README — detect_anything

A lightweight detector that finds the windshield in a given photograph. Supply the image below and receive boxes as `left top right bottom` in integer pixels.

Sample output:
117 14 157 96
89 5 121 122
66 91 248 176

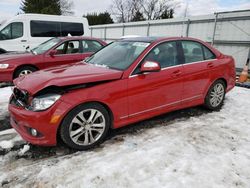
86 41 150 70
32 38 61 55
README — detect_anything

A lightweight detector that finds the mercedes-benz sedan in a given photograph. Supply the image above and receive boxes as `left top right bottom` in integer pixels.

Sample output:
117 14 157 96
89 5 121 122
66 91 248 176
9 37 235 150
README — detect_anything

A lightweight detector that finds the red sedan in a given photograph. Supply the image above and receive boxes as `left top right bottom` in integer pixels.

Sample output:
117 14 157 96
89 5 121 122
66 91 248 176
9 37 235 150
0 36 106 82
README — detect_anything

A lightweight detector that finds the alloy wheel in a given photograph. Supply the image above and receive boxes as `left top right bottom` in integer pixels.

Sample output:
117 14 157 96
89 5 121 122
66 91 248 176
209 83 225 107
19 70 33 77
69 109 106 146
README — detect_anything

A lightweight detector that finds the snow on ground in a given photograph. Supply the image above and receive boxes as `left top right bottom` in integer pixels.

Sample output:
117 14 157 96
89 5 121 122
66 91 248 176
0 129 23 149
0 86 12 121
0 87 250 187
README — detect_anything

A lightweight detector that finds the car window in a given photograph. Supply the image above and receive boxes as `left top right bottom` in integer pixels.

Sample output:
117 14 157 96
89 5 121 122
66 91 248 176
182 41 204 63
31 21 60 37
0 22 23 40
55 41 80 55
31 21 84 37
203 45 216 60
86 41 150 70
61 22 84 36
133 41 179 74
32 38 61 55
82 40 103 53
145 41 179 68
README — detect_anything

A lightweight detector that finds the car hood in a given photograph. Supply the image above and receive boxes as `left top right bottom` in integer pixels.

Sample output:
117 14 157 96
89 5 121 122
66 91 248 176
14 63 123 95
0 52 34 62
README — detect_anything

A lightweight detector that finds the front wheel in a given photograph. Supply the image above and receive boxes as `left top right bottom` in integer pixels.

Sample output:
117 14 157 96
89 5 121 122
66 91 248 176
60 103 111 150
14 66 37 79
204 80 226 110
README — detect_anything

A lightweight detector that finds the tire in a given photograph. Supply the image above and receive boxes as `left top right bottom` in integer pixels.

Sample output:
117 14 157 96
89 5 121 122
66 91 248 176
14 66 37 79
204 80 226 111
60 103 111 150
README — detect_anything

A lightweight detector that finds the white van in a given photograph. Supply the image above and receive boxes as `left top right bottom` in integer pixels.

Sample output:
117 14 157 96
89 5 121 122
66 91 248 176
0 14 90 53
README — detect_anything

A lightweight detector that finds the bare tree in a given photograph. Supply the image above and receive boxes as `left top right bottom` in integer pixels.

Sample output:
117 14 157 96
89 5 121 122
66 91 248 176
139 0 175 20
111 0 129 22
111 0 177 22
60 0 74 15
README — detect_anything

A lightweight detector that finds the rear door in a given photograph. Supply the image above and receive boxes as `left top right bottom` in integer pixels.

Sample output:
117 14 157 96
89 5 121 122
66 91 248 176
127 41 184 118
43 40 83 68
180 40 217 103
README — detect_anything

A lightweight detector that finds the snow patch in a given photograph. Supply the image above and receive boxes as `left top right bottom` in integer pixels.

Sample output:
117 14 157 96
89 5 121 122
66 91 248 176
18 145 30 156
0 86 12 120
0 140 14 149
0 87 250 187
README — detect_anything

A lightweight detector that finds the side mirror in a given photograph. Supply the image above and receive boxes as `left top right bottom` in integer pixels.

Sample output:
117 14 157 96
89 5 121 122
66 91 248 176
140 61 161 73
49 50 57 57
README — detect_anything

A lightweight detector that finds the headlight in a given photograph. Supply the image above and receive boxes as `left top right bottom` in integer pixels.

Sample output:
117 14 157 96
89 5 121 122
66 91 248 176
29 93 61 111
0 64 9 69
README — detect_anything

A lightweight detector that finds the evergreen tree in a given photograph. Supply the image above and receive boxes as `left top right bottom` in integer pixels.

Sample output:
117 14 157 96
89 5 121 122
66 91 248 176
85 12 114 26
131 11 145 22
20 0 61 15
160 8 174 19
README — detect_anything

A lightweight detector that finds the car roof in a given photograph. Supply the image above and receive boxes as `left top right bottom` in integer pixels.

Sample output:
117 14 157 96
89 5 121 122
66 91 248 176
120 36 163 43
119 36 206 43
57 36 103 41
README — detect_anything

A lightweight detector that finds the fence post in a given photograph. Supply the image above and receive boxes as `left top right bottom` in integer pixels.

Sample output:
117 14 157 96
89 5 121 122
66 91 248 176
104 27 107 40
186 19 190 37
90 27 93 37
212 12 219 45
147 22 150 36
122 24 125 36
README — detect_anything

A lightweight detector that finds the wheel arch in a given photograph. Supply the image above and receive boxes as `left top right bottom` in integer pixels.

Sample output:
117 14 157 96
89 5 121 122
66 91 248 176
56 100 115 144
13 64 39 79
204 77 228 99
216 78 227 88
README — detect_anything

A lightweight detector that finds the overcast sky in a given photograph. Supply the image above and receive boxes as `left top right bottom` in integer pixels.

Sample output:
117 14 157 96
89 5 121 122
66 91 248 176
0 0 250 22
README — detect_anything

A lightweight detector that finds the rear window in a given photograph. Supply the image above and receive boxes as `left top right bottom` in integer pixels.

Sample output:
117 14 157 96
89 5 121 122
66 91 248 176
30 21 84 37
203 46 216 60
182 41 204 64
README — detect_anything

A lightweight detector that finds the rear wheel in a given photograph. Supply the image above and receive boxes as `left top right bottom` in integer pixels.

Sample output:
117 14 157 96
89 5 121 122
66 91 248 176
60 103 110 150
14 66 37 79
204 80 226 110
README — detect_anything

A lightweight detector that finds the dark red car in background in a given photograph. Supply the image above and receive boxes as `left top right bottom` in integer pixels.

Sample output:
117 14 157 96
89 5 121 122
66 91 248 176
9 37 235 150
0 36 106 82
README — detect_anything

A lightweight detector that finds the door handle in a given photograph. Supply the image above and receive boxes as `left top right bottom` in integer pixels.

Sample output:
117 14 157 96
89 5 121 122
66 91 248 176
21 40 27 42
207 62 214 68
171 70 182 77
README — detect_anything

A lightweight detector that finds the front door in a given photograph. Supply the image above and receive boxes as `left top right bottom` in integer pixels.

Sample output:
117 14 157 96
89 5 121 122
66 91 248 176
43 40 84 69
128 41 183 118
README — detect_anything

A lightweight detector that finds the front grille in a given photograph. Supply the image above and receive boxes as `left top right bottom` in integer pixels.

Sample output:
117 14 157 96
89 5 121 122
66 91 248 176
10 87 29 107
